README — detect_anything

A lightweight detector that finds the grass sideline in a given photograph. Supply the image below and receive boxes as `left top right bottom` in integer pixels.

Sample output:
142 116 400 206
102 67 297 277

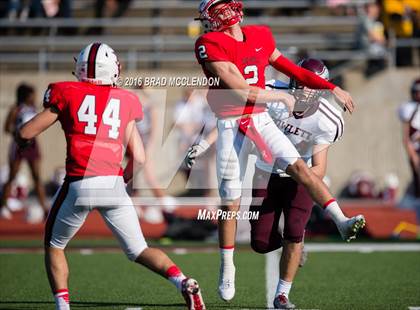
1 249 420 309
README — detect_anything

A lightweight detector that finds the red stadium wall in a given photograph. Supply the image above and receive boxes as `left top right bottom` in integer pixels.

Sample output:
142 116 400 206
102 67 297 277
0 201 417 240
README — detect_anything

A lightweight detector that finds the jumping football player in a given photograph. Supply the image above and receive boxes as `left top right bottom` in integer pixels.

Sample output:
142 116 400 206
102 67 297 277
187 59 366 308
1 83 49 220
17 43 205 310
194 0 356 301
249 59 365 309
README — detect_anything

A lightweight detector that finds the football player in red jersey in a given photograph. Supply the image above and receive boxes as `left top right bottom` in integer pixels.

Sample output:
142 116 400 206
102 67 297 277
194 0 356 302
17 43 205 310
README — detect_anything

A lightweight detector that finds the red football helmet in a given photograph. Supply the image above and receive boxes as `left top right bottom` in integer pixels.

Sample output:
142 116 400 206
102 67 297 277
197 0 243 32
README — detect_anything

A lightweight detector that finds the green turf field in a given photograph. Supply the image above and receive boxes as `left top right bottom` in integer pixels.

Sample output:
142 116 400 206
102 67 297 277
1 249 420 309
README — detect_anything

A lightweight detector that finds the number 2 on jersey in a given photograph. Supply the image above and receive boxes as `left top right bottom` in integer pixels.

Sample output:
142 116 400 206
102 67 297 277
244 65 258 85
77 95 121 139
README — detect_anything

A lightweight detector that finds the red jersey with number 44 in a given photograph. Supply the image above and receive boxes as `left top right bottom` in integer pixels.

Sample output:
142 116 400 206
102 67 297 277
195 25 276 118
43 81 143 177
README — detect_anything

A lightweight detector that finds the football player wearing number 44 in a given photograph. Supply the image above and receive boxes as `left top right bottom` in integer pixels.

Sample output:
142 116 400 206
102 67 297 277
194 0 357 304
16 43 205 310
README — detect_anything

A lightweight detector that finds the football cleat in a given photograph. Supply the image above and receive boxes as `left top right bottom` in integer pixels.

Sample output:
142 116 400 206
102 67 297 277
218 265 235 301
181 278 206 310
273 294 296 309
338 215 366 242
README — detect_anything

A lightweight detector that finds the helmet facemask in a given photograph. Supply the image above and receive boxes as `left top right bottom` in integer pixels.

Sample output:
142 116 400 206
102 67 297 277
289 83 324 118
289 58 330 117
197 0 243 32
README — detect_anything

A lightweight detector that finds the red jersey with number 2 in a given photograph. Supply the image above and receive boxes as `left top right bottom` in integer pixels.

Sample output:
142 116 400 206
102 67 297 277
43 81 143 177
195 25 276 118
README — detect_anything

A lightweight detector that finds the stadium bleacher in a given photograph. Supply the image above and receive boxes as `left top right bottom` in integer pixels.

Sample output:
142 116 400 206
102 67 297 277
2 0 412 71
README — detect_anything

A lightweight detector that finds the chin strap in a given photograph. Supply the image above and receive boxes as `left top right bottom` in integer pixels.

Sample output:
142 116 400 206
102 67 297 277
272 55 336 91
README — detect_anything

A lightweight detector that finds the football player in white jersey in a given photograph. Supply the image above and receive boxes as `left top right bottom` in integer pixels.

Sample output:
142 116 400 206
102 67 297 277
398 78 420 224
187 58 365 309
250 58 365 309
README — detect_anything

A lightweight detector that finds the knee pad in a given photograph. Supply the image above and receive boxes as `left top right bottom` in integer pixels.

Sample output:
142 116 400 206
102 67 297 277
219 179 242 201
126 244 148 261
217 150 240 180
251 239 282 254
283 219 306 243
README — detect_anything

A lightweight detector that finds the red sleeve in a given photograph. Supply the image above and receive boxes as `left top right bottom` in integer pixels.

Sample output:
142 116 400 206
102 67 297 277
43 83 67 112
272 55 336 90
195 35 230 64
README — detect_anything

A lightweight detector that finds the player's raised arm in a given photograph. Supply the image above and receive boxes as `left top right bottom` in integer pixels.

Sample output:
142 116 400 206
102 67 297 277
269 48 355 114
204 61 295 109
19 107 58 140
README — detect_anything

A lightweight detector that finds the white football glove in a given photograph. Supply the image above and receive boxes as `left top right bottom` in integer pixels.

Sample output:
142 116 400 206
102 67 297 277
185 139 210 169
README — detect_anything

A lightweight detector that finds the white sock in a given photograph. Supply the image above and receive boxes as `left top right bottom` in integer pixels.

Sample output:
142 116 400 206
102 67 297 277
169 274 187 291
54 290 70 310
166 265 187 291
324 201 348 224
276 279 292 299
220 247 235 275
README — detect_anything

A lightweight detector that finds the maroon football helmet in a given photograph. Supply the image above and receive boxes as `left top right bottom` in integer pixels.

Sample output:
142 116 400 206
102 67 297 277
289 58 330 116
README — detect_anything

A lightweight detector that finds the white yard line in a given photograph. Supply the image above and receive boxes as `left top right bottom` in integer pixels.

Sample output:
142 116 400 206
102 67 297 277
264 243 420 308
265 250 280 309
304 243 420 252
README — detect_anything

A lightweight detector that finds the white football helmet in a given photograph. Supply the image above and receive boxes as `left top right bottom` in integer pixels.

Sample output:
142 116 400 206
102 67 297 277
197 0 243 32
74 43 120 86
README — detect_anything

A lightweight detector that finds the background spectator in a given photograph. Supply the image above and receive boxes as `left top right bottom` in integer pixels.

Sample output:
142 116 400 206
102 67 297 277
356 2 387 77
0 83 48 220
383 0 420 66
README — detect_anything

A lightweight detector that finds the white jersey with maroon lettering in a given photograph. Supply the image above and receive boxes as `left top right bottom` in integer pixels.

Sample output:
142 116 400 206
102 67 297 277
398 101 420 152
256 80 344 176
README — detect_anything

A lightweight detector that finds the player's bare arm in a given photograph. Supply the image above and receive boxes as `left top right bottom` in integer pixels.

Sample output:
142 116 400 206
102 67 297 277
19 107 58 140
124 119 146 183
269 48 355 114
204 61 295 110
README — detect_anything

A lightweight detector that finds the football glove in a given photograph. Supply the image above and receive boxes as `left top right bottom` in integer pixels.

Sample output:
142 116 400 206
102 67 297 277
185 139 210 169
